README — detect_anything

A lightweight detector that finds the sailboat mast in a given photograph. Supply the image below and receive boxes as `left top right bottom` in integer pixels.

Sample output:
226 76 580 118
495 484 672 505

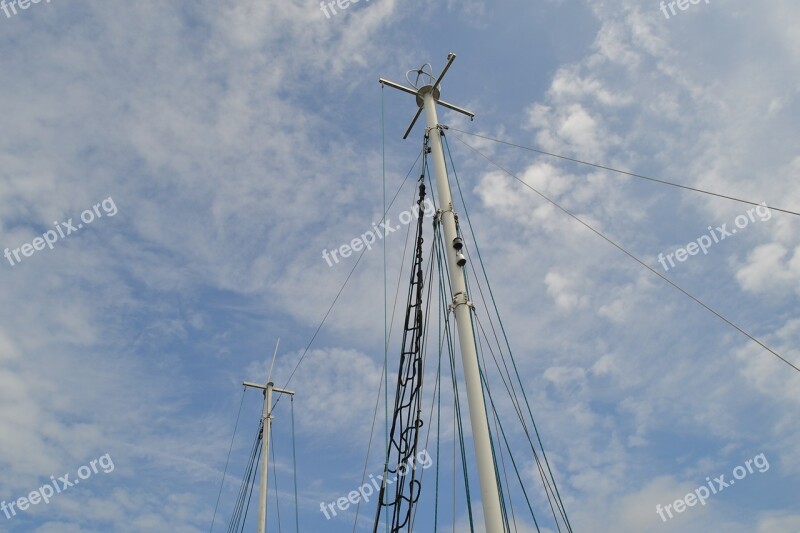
258 382 274 533
243 338 295 533
421 86 505 533
380 53 505 533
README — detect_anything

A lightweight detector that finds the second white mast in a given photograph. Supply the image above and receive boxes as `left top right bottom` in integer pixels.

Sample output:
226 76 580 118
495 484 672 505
244 337 295 533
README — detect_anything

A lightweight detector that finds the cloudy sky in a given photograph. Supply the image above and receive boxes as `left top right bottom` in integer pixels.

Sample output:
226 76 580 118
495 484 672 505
1 0 798 532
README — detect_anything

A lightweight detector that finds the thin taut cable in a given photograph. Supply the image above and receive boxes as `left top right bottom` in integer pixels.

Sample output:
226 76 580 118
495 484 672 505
448 127 800 217
291 397 299 533
210 386 247 533
453 134 800 374
274 150 422 406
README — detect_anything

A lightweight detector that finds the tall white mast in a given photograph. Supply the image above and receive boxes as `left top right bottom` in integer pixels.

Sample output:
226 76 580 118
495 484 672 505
244 339 295 533
380 53 505 533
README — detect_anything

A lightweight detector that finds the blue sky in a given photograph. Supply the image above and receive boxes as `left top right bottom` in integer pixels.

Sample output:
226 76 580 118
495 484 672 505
1 0 799 532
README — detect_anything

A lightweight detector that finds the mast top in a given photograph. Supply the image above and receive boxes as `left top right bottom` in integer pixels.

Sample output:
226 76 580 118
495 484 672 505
379 52 475 139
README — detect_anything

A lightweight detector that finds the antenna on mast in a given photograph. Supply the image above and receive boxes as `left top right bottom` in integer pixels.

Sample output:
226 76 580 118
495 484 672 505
379 52 475 139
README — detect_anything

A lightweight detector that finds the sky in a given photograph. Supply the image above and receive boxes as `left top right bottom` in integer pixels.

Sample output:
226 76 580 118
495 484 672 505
0 0 799 532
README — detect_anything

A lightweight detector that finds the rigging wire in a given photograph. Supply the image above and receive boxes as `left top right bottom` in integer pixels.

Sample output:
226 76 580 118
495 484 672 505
353 364 387 532
472 309 565 531
226 422 263 533
452 134 800 375
473 312 559 533
291 397 299 533
433 221 476 533
436 318 448 533
479 334 519 532
433 317 444 533
382 81 390 533
476 352 544 533
403 245 450 532
240 431 262 533
271 430 282 533
473 332 515 533
274 150 423 410
210 386 247 533
447 127 800 217
452 396 456 533
408 235 440 533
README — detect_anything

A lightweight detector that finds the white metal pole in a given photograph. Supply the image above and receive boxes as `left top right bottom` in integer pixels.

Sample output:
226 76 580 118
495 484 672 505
422 89 505 533
257 382 274 533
